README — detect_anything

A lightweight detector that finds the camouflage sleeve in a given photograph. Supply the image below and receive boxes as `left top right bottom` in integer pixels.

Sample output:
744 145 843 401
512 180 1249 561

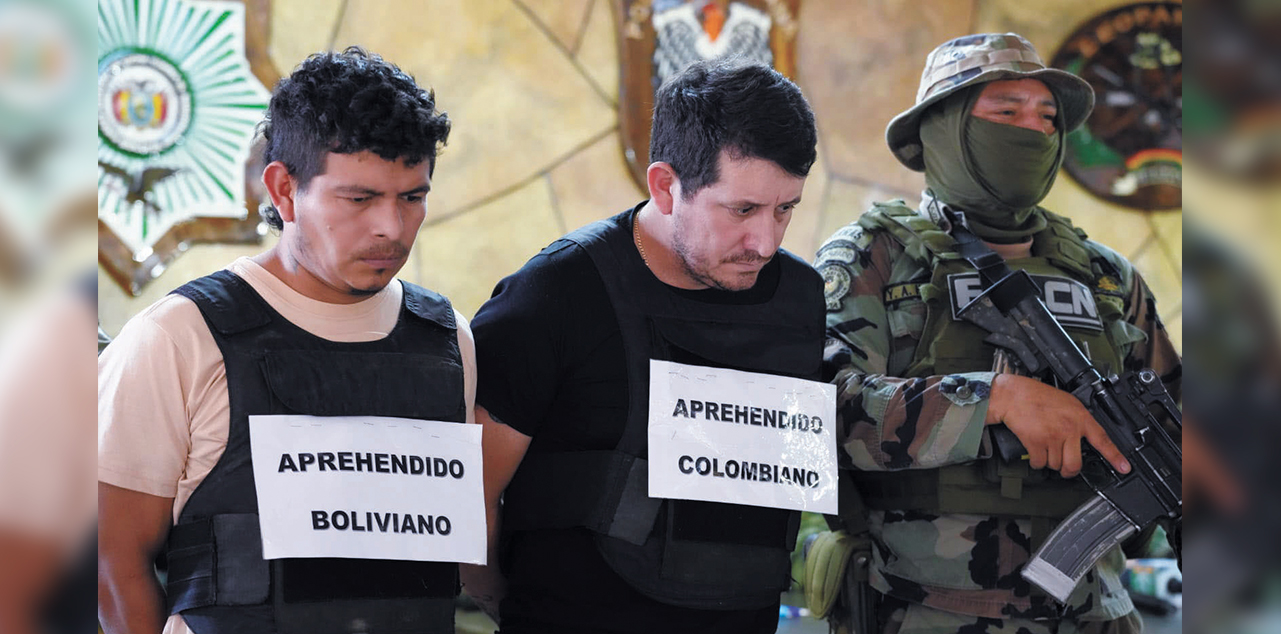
1123 269 1183 404
819 225 991 472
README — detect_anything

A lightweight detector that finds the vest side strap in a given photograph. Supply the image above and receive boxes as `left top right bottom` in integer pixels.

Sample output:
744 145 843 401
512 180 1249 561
165 513 270 614
607 456 662 545
503 450 660 546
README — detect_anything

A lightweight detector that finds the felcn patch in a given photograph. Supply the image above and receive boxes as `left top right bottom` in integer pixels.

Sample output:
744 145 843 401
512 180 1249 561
946 273 1105 331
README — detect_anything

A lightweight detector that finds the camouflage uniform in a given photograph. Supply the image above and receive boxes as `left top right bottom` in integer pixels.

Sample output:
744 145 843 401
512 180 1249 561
878 596 1144 634
818 33 1182 634
818 193 1181 632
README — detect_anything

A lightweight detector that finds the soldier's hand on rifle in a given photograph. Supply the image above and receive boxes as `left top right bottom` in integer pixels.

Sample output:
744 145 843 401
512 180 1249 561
985 374 1131 478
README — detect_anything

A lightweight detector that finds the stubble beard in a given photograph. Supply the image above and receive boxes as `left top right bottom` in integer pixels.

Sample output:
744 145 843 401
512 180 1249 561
670 226 759 292
292 215 391 299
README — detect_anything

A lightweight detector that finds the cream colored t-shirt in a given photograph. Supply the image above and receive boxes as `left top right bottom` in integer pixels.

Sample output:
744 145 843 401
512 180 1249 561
97 257 477 634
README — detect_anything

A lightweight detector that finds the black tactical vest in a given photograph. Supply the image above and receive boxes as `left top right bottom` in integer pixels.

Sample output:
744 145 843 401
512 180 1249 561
500 210 826 610
164 270 466 634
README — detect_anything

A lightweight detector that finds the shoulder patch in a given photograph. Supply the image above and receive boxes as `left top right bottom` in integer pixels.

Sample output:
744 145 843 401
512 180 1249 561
821 264 852 311
883 282 923 305
820 222 870 251
815 244 860 268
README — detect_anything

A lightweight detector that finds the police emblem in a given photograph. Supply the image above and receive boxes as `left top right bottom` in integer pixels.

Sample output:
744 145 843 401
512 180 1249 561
97 53 192 157
97 0 275 295
1050 2 1182 211
615 0 801 189
821 264 850 311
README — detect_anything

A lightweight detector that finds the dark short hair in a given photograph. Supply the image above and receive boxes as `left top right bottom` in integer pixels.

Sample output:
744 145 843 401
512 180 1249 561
258 47 451 230
648 58 817 199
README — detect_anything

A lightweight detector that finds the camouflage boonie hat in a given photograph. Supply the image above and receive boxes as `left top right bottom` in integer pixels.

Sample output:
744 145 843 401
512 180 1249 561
886 33 1095 172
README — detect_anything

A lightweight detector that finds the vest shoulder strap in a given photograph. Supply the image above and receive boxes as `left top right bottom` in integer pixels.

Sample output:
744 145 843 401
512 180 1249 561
858 202 959 268
1036 210 1137 312
562 212 635 293
171 270 272 336
1035 209 1096 281
400 281 457 330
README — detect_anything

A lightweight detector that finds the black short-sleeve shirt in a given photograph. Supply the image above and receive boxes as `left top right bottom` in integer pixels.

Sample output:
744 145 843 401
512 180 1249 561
471 206 782 634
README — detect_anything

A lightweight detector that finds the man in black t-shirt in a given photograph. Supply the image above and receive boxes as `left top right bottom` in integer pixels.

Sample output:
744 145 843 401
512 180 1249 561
461 59 823 634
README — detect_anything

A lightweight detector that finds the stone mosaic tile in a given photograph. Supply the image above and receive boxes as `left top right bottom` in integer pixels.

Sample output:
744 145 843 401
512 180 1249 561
549 129 642 233
518 0 595 52
576 0 618 104
816 177 908 249
333 0 616 218
973 0 1147 58
1131 237 1182 323
1148 211 1182 271
795 0 971 194
409 177 563 319
102 0 1189 335
268 0 346 74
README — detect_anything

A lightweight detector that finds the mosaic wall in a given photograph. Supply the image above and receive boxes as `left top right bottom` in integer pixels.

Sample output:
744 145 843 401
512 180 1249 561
98 0 1183 352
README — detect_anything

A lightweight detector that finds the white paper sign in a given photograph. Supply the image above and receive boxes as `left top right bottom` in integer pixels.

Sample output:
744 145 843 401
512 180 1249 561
647 360 838 514
249 415 486 564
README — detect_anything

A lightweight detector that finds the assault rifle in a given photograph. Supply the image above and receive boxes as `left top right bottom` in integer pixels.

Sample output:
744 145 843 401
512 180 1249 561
948 217 1182 603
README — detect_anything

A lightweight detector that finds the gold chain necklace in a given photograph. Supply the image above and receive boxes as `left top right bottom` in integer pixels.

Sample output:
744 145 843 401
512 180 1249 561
633 214 649 267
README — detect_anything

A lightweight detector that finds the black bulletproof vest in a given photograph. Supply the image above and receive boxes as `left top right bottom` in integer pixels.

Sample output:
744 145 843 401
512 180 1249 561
164 271 466 634
501 210 826 609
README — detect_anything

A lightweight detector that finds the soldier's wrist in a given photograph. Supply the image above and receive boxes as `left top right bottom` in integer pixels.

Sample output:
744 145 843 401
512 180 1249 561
985 373 1011 425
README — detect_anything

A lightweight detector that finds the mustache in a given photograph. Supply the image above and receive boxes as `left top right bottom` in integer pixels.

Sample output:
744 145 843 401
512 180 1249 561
722 252 771 265
354 243 410 260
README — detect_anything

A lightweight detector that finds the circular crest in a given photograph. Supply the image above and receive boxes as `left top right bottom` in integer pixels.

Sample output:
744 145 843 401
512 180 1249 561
1050 2 1182 211
97 52 193 157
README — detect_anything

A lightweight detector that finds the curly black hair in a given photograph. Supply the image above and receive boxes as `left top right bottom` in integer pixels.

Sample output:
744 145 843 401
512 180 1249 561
258 47 451 230
648 58 816 199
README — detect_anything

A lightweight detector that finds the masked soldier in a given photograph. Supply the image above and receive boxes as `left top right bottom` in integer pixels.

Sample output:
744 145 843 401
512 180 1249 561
813 33 1182 634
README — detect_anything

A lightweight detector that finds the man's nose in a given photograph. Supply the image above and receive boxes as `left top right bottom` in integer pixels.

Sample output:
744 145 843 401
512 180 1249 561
369 200 406 240
742 212 780 258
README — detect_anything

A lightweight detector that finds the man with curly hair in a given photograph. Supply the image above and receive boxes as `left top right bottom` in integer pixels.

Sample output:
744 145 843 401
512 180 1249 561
98 47 472 634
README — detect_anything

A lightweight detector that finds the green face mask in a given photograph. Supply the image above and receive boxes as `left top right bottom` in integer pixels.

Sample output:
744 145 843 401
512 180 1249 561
920 85 1065 242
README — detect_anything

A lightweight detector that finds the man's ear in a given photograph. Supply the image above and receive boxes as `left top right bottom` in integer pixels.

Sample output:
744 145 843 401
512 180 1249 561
646 162 681 217
262 161 298 224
